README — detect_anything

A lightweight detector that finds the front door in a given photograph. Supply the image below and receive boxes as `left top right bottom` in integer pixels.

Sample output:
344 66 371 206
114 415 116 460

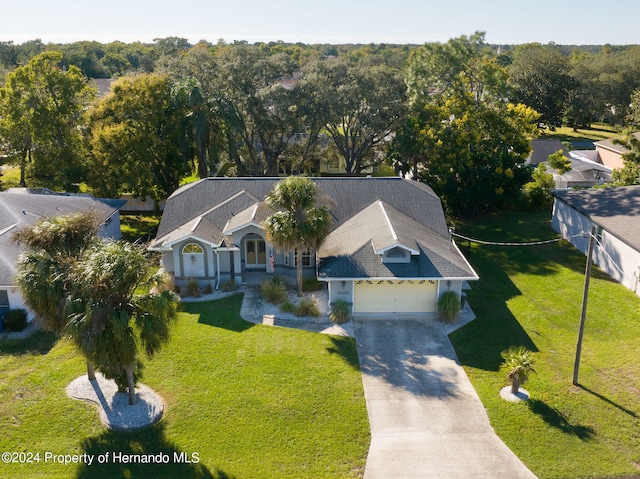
245 238 266 268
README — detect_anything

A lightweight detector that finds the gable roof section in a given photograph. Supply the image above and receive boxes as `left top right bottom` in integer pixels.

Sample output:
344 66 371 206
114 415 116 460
223 201 273 235
553 186 640 251
0 192 123 286
529 139 570 166
151 189 259 248
594 132 640 155
320 200 420 257
318 200 477 280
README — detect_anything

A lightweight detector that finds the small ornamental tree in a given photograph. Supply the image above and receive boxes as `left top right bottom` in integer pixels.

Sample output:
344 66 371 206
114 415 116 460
501 346 536 395
547 150 572 175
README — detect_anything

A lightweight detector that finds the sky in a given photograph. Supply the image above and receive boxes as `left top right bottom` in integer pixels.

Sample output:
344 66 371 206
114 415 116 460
2 0 639 46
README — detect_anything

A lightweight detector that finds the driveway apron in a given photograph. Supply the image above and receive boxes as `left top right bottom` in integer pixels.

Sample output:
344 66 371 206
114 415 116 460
354 317 537 479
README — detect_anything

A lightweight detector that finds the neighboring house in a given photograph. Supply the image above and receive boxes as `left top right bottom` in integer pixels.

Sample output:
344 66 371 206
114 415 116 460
527 139 571 166
0 189 125 318
552 186 640 297
593 132 640 170
150 177 478 315
529 139 611 188
552 158 611 189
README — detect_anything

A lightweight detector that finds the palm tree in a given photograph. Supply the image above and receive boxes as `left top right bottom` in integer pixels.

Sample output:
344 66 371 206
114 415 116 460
66 241 177 405
501 346 536 395
263 177 331 296
14 212 100 379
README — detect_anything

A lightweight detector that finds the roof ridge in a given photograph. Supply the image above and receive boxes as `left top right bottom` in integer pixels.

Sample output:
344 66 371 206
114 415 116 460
377 200 398 241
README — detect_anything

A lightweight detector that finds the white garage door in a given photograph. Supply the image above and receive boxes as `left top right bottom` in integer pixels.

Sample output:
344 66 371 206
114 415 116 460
353 280 437 313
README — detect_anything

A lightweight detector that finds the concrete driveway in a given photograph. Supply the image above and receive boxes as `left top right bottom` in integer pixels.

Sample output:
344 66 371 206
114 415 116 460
354 317 537 479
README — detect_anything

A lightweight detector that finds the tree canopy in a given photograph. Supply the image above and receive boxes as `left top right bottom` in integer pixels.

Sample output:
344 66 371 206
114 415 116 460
0 51 95 190
404 33 539 215
85 73 190 202
263 177 331 296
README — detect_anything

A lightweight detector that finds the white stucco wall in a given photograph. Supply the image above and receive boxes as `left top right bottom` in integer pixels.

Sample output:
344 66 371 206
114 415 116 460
552 198 640 297
328 280 354 305
0 287 35 321
98 213 122 240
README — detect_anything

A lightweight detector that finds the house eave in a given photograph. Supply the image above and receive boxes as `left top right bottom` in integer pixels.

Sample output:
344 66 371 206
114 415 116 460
222 222 264 236
373 241 420 256
317 275 479 282
160 234 221 250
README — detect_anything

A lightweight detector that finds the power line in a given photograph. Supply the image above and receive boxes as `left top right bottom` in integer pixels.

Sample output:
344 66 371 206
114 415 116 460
450 231 585 247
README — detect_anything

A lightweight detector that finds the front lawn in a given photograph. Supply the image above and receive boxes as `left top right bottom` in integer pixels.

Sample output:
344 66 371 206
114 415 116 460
451 211 640 479
119 212 162 243
539 122 621 143
0 294 369 478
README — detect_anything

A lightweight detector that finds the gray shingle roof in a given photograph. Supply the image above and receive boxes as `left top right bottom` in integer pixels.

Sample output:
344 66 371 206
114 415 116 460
553 186 640 251
0 192 124 286
154 177 476 280
528 139 570 166
155 177 448 242
594 132 640 154
319 199 476 279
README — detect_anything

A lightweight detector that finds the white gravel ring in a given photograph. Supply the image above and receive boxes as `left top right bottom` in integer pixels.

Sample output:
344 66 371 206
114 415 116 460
66 373 164 431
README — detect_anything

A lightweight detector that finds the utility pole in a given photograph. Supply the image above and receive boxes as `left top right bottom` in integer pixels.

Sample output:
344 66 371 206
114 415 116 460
573 225 597 386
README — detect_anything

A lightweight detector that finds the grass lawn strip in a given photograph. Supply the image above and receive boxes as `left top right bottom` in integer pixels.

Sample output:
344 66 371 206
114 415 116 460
451 211 640 479
0 294 369 478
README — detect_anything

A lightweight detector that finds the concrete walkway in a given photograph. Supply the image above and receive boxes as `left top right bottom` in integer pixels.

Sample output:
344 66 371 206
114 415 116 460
239 285 354 336
354 316 537 479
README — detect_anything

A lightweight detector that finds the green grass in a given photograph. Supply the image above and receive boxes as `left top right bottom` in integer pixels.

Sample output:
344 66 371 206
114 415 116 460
120 213 162 243
450 211 640 479
539 122 622 143
0 294 369 478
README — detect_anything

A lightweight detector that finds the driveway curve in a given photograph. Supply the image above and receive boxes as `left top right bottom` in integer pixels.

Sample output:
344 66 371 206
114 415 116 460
354 317 537 479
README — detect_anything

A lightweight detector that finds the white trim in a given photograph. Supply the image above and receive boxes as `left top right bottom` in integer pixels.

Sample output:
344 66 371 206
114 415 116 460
318 275 478 282
223 221 263 235
0 223 19 237
190 217 202 232
374 241 420 256
378 200 397 241
163 234 219 249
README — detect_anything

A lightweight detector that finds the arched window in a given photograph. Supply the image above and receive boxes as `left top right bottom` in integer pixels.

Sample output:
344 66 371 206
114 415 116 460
183 243 204 254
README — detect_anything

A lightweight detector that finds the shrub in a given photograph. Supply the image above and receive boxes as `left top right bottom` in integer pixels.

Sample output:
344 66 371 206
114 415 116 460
501 346 536 394
302 277 324 292
4 309 28 332
261 279 287 304
220 280 239 292
279 299 295 313
186 277 201 297
329 300 351 325
437 291 460 323
203 283 213 295
547 149 572 174
296 299 320 317
522 164 554 211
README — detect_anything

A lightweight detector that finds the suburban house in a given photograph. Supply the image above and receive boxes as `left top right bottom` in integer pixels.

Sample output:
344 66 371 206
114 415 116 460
149 177 478 315
528 139 611 188
0 189 125 318
593 132 640 170
552 186 640 297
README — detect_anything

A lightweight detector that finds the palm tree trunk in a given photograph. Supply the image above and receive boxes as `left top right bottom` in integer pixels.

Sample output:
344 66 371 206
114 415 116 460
86 360 96 381
19 148 28 187
510 378 521 395
296 249 303 297
125 364 136 405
